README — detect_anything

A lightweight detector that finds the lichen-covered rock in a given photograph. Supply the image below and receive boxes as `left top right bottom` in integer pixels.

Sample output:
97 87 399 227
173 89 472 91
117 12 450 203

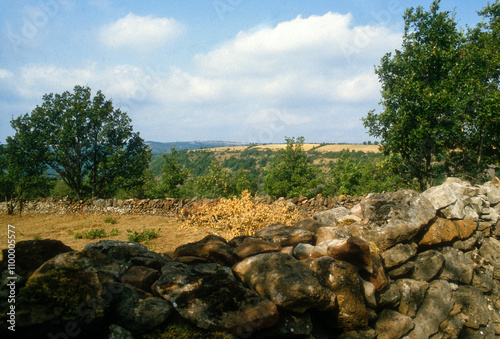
419 218 460 246
232 252 336 313
312 206 355 225
304 256 368 331
453 285 493 331
154 262 279 334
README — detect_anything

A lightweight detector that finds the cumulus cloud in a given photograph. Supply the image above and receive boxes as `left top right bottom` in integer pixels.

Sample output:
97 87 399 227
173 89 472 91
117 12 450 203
100 13 184 50
2 11 403 143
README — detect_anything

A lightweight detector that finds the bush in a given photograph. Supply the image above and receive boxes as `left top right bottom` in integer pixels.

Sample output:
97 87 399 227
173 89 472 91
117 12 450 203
127 228 160 243
104 216 118 224
74 228 107 240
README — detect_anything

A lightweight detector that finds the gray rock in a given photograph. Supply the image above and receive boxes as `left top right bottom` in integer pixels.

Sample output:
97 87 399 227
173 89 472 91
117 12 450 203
421 178 462 210
389 261 415 279
312 207 354 225
375 309 414 339
441 198 466 219
412 250 444 282
377 282 401 308
438 247 474 284
232 252 335 313
155 262 279 334
485 182 500 205
357 190 435 250
479 237 500 279
453 285 491 330
396 279 429 318
304 256 367 331
107 282 173 333
472 265 495 293
405 280 454 339
381 243 418 269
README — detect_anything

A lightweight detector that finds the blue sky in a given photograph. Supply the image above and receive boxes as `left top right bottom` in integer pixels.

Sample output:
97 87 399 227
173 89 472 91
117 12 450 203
0 0 492 144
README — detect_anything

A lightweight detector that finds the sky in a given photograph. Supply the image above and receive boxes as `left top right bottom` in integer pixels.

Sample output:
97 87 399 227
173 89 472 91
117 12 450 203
0 0 492 144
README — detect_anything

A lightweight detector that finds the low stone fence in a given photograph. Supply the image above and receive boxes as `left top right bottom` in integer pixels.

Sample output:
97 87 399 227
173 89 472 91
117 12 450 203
0 194 359 216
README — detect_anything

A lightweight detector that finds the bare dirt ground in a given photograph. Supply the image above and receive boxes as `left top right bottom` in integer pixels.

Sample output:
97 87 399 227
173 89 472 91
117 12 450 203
0 213 211 259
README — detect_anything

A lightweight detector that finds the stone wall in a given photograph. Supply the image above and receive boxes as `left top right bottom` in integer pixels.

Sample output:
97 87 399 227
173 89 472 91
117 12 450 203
1 177 500 338
0 193 358 216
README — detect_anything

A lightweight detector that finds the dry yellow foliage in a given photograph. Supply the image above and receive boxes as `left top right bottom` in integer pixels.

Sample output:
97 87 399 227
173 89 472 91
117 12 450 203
180 190 307 239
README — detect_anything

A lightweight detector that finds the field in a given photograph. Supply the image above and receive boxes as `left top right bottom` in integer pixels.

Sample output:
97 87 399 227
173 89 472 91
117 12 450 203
0 213 211 258
209 143 381 153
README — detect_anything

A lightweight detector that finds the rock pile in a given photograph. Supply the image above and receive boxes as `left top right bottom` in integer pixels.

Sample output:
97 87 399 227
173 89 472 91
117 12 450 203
1 177 499 338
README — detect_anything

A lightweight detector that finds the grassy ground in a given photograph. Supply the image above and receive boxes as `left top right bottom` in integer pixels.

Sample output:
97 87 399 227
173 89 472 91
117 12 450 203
0 213 211 258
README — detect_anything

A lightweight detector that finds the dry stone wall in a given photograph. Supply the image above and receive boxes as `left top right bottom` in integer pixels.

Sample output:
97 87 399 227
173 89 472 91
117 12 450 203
1 177 500 338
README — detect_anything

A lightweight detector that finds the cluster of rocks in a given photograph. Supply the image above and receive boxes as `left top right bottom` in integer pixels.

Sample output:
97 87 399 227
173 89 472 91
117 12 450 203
0 193 359 216
1 177 500 338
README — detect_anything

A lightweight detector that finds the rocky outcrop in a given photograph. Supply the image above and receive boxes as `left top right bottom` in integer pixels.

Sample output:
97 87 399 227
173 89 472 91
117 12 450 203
1 177 500 338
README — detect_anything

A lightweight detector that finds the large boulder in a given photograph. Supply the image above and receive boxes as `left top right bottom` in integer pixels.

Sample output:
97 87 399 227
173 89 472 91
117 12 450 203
356 190 436 250
154 262 279 334
232 252 336 313
303 257 368 331
312 207 357 225
231 236 281 259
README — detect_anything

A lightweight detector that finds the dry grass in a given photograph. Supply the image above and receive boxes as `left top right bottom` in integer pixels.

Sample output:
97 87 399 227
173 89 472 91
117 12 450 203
207 143 380 153
0 213 211 257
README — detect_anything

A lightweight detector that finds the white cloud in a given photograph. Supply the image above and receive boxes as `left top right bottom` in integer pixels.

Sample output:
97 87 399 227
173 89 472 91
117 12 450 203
100 13 184 50
2 11 402 143
0 69 14 79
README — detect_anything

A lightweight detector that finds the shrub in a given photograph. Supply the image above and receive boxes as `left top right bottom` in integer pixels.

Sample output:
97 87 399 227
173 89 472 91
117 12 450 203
127 228 160 243
74 228 107 240
104 216 118 224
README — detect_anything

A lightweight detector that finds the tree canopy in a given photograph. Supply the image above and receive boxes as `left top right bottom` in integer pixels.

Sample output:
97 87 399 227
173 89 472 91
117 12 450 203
363 0 500 190
9 85 151 199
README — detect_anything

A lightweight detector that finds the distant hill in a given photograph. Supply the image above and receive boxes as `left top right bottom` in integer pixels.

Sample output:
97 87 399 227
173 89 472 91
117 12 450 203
145 141 248 154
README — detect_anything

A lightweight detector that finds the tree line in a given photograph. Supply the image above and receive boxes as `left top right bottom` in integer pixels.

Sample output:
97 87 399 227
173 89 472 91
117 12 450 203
1 1 498 213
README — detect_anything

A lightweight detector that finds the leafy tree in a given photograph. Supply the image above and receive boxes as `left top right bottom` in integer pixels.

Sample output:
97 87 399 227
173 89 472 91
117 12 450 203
193 159 232 198
447 2 500 180
1 127 50 215
160 147 188 198
363 1 463 190
264 136 320 198
10 85 151 199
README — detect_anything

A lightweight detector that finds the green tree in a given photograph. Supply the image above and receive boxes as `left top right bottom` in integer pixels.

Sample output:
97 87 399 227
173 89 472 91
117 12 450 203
10 85 151 199
447 2 500 180
1 127 50 215
193 159 232 198
363 1 463 190
160 147 188 198
264 136 319 198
